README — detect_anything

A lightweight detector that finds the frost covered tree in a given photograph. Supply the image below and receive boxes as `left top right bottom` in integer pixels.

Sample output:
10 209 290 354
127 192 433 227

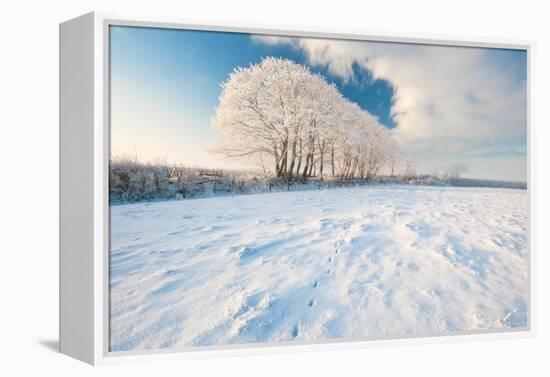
446 164 468 179
212 57 399 181
404 160 417 180
432 164 468 180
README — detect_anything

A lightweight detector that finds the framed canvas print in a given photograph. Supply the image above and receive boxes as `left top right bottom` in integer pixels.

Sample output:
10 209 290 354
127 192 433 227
59 12 534 365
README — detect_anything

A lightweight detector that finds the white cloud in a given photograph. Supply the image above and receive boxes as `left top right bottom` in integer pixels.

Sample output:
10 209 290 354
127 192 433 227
252 35 527 179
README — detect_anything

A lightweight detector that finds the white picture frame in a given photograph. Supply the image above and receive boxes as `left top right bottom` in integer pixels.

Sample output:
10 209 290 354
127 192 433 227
59 11 536 365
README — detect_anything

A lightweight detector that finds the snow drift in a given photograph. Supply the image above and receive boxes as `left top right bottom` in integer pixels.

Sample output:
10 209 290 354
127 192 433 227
109 185 528 351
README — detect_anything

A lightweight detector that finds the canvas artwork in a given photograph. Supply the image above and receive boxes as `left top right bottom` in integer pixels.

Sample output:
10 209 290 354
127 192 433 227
108 26 528 352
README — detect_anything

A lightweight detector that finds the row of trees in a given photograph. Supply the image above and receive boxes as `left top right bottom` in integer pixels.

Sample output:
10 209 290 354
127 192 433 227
212 57 399 181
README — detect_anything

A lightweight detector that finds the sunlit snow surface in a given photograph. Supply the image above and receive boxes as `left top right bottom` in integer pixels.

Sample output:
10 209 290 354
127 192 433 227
109 185 528 351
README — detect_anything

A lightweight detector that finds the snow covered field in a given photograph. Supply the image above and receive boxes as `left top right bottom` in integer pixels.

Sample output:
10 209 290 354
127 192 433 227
109 185 528 352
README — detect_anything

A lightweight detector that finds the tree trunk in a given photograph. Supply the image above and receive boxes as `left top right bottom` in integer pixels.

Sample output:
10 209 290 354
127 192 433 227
277 141 288 178
274 144 280 177
331 143 335 177
287 139 297 180
302 153 310 179
282 141 288 177
303 136 314 179
307 141 315 177
342 156 350 179
296 139 303 178
319 140 325 178
350 156 358 178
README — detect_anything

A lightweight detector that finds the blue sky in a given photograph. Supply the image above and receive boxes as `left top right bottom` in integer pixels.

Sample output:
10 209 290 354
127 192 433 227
110 25 527 181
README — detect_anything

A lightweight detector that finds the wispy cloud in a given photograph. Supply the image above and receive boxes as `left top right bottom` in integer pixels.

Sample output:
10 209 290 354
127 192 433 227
465 146 527 158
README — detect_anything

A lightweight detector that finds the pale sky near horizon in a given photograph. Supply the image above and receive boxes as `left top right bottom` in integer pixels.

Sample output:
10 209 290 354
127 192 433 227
110 26 527 182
